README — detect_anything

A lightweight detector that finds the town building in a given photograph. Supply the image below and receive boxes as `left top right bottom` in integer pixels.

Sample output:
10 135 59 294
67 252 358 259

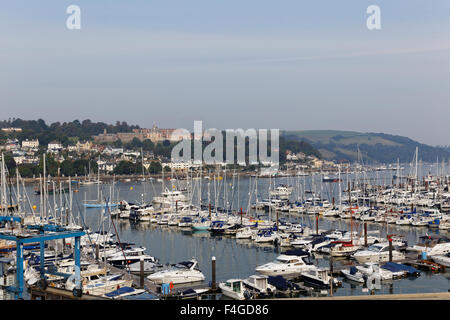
21 139 39 149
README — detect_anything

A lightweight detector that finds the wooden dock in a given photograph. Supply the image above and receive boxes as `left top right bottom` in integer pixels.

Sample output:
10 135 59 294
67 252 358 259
29 286 110 300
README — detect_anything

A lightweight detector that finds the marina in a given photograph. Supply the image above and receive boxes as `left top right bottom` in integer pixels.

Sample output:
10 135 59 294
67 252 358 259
0 156 449 300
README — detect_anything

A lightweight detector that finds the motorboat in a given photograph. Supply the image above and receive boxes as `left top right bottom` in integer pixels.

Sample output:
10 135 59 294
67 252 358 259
208 220 231 234
65 269 132 296
223 224 246 236
329 241 360 257
147 259 205 285
255 250 316 278
300 268 341 289
352 243 405 263
356 263 401 281
380 262 421 277
178 216 194 228
235 227 255 239
106 247 158 268
219 279 251 300
432 252 450 267
104 286 147 299
127 260 163 275
407 235 450 257
254 229 278 244
341 266 365 283
395 215 413 225
242 274 277 297
191 218 210 231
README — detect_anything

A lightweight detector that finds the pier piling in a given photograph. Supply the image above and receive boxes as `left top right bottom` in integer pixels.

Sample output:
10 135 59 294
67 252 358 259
140 257 144 289
211 256 216 291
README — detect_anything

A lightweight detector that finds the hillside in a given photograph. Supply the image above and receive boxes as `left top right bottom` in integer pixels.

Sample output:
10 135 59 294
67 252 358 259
283 130 450 164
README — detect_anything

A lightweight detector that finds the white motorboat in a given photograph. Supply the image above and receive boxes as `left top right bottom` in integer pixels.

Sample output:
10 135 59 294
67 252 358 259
178 216 194 228
395 215 413 225
323 208 340 217
408 235 450 257
341 266 365 283
65 269 133 296
352 243 405 263
219 279 250 300
329 242 360 257
356 263 400 281
254 229 278 243
300 268 341 289
242 274 277 297
235 227 254 239
255 250 316 278
106 247 158 268
147 259 205 285
432 253 450 267
127 260 163 274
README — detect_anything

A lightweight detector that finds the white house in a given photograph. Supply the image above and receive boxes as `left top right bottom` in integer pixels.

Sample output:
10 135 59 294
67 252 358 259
47 141 63 152
22 139 39 149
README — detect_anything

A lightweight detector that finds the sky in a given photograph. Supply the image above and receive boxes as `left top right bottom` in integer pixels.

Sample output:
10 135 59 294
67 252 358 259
0 1 449 146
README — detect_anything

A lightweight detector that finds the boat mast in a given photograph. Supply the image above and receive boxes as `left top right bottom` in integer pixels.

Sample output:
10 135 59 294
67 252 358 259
43 154 47 222
1 154 7 215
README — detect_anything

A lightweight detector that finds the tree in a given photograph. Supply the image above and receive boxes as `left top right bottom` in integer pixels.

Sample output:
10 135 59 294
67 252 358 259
2 153 16 172
148 161 162 174
129 137 143 149
113 161 138 175
113 139 123 148
18 164 38 178
38 154 59 176
60 159 75 177
142 139 154 152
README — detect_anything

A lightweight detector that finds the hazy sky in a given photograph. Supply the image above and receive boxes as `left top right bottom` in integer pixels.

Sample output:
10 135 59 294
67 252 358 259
1 1 449 145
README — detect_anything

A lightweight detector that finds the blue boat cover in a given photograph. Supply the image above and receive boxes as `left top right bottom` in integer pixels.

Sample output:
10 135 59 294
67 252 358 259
381 262 420 276
283 249 310 256
105 286 135 297
268 276 289 291
349 266 358 275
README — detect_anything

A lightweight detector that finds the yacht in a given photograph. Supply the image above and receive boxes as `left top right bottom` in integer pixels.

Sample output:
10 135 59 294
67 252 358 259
255 250 316 278
147 259 205 285
352 243 405 263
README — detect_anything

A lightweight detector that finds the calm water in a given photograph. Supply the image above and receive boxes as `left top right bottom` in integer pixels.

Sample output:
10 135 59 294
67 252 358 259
21 169 450 297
